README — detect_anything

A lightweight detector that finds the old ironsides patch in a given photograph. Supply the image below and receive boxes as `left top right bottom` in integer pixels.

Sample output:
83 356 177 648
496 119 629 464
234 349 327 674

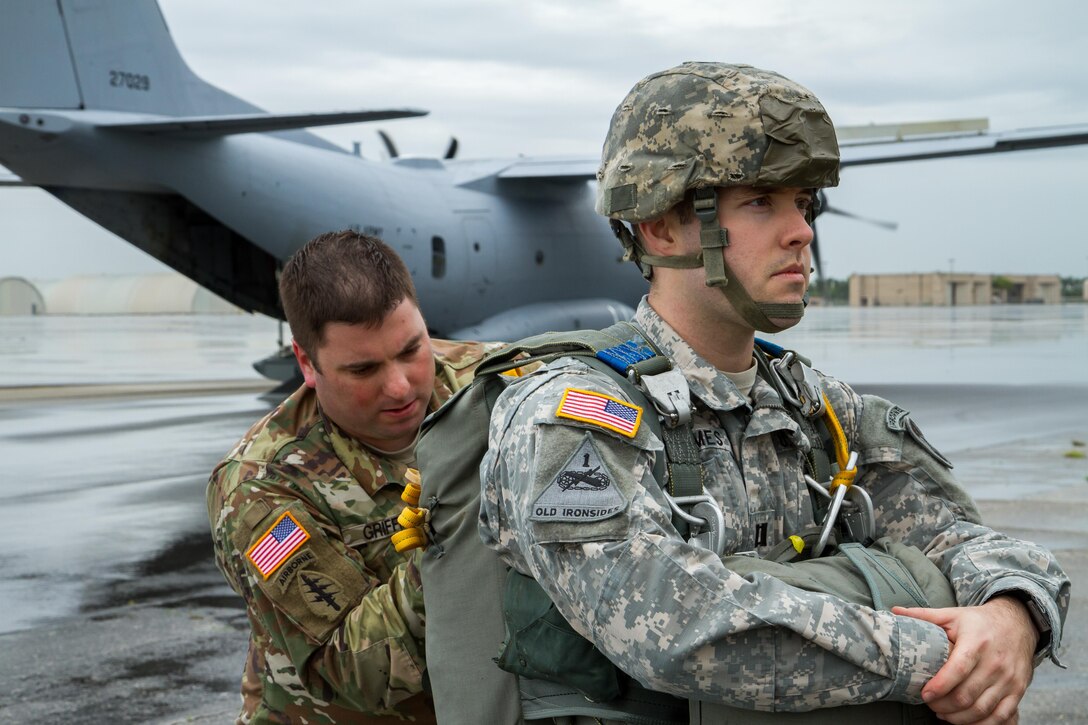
531 433 627 523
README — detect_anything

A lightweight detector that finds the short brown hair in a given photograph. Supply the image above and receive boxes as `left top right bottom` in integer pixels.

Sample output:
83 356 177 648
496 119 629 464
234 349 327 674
279 230 418 361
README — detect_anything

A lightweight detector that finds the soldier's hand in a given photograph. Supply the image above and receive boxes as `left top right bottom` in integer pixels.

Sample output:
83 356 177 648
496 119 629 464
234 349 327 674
893 597 1037 724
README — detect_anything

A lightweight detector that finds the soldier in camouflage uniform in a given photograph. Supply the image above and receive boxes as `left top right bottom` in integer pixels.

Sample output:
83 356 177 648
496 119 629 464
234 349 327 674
479 63 1069 723
208 231 496 723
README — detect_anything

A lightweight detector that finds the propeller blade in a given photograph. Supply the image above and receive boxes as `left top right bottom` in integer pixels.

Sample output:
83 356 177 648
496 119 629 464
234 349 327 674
377 129 399 159
823 204 899 231
444 137 459 159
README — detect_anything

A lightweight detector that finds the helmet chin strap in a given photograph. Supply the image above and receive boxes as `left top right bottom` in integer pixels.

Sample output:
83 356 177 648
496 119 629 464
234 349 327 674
638 188 805 333
615 189 807 332
693 188 806 334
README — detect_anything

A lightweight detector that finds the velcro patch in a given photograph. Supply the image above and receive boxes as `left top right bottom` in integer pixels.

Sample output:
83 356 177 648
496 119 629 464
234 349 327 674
247 511 310 579
531 434 627 523
885 405 910 432
556 388 642 438
297 569 347 621
343 515 403 547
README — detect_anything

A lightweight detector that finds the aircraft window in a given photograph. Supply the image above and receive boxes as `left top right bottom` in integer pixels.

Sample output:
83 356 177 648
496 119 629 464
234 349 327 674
432 236 446 278
535 250 545 266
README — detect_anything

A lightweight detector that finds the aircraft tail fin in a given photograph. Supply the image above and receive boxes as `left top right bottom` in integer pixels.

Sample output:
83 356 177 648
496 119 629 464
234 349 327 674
0 0 260 117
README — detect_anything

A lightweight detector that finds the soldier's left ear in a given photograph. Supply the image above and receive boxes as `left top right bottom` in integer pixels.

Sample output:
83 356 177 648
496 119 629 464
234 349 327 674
636 215 683 256
293 340 320 388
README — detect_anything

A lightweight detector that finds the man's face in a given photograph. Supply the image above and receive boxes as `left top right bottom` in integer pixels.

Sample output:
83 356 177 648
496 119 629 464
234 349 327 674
293 299 435 451
678 186 814 330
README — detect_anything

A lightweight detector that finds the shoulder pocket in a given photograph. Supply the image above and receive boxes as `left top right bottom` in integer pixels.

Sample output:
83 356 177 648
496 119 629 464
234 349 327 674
857 395 951 469
242 501 370 643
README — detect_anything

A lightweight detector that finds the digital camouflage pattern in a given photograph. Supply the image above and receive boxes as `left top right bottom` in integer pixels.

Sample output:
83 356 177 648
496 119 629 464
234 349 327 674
479 299 1069 712
209 339 497 724
596 62 840 223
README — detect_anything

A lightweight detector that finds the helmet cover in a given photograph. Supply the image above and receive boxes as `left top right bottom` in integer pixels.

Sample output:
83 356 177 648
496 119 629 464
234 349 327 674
597 62 840 222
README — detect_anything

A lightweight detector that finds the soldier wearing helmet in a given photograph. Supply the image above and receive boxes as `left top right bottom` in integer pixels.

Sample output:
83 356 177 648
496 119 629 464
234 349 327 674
477 63 1067 723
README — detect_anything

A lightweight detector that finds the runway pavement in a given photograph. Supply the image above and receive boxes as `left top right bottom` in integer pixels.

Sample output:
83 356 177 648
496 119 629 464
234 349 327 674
0 381 1085 723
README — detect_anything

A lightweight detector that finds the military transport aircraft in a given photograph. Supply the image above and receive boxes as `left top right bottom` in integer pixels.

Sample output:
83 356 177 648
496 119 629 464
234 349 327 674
3 0 1088 361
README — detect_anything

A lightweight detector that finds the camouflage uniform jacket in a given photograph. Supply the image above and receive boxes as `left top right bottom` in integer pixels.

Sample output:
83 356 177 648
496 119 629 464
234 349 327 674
479 299 1069 712
209 339 495 724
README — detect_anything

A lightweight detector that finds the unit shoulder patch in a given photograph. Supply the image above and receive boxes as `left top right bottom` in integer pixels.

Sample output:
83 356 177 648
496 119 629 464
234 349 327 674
555 387 642 438
531 434 628 523
274 549 317 593
297 569 347 621
886 405 910 432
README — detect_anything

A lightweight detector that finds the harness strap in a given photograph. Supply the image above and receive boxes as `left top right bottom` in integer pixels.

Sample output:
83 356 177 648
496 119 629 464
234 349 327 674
660 426 704 498
752 344 834 484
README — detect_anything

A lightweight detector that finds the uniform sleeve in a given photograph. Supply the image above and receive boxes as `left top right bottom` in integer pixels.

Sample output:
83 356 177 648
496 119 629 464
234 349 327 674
207 473 426 714
831 381 1071 665
479 367 951 712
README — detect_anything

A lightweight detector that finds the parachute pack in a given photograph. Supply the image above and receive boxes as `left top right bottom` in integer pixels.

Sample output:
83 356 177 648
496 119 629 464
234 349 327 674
409 322 954 724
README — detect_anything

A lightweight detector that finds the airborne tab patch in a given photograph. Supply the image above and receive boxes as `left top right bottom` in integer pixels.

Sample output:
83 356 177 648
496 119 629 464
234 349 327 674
247 511 310 579
531 434 627 523
556 388 642 438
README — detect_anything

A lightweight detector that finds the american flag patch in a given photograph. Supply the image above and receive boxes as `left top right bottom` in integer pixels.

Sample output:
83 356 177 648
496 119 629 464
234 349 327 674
247 511 310 579
556 388 642 438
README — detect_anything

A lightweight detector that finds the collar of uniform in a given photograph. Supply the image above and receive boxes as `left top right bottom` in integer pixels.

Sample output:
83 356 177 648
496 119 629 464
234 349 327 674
632 298 751 413
321 405 409 497
748 375 808 447
320 351 467 496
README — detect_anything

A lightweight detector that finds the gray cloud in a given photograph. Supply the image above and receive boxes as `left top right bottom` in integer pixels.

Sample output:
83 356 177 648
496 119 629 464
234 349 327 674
2 0 1086 281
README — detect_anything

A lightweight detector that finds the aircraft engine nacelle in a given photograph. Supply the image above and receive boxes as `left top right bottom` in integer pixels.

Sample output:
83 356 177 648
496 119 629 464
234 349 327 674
445 299 635 343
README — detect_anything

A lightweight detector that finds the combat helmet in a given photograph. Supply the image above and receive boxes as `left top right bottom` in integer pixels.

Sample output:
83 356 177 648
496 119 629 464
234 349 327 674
596 62 840 332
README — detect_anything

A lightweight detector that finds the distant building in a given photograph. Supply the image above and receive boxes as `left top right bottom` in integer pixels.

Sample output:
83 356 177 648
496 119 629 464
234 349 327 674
849 273 1061 307
0 276 46 315
27 273 241 315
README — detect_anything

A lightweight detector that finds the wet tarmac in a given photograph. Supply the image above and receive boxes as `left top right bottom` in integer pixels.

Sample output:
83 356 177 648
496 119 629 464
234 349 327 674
0 309 1085 723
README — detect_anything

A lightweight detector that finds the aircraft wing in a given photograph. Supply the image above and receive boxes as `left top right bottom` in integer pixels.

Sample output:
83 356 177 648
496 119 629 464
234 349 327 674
496 157 597 182
488 122 1088 183
839 123 1088 167
0 165 27 187
99 109 428 137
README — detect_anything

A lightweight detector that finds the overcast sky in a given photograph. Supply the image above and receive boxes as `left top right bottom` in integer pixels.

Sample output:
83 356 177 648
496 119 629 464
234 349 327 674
4 0 1088 282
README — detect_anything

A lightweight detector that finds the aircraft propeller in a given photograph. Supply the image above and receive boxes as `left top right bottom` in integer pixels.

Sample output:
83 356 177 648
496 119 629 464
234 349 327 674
810 190 898 293
377 129 399 159
375 130 458 160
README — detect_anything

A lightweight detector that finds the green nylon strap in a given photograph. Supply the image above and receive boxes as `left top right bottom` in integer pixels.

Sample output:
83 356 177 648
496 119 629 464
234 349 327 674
637 252 703 269
693 187 729 284
693 188 805 333
661 425 704 498
759 302 805 318
473 323 637 378
752 346 834 484
627 355 671 379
